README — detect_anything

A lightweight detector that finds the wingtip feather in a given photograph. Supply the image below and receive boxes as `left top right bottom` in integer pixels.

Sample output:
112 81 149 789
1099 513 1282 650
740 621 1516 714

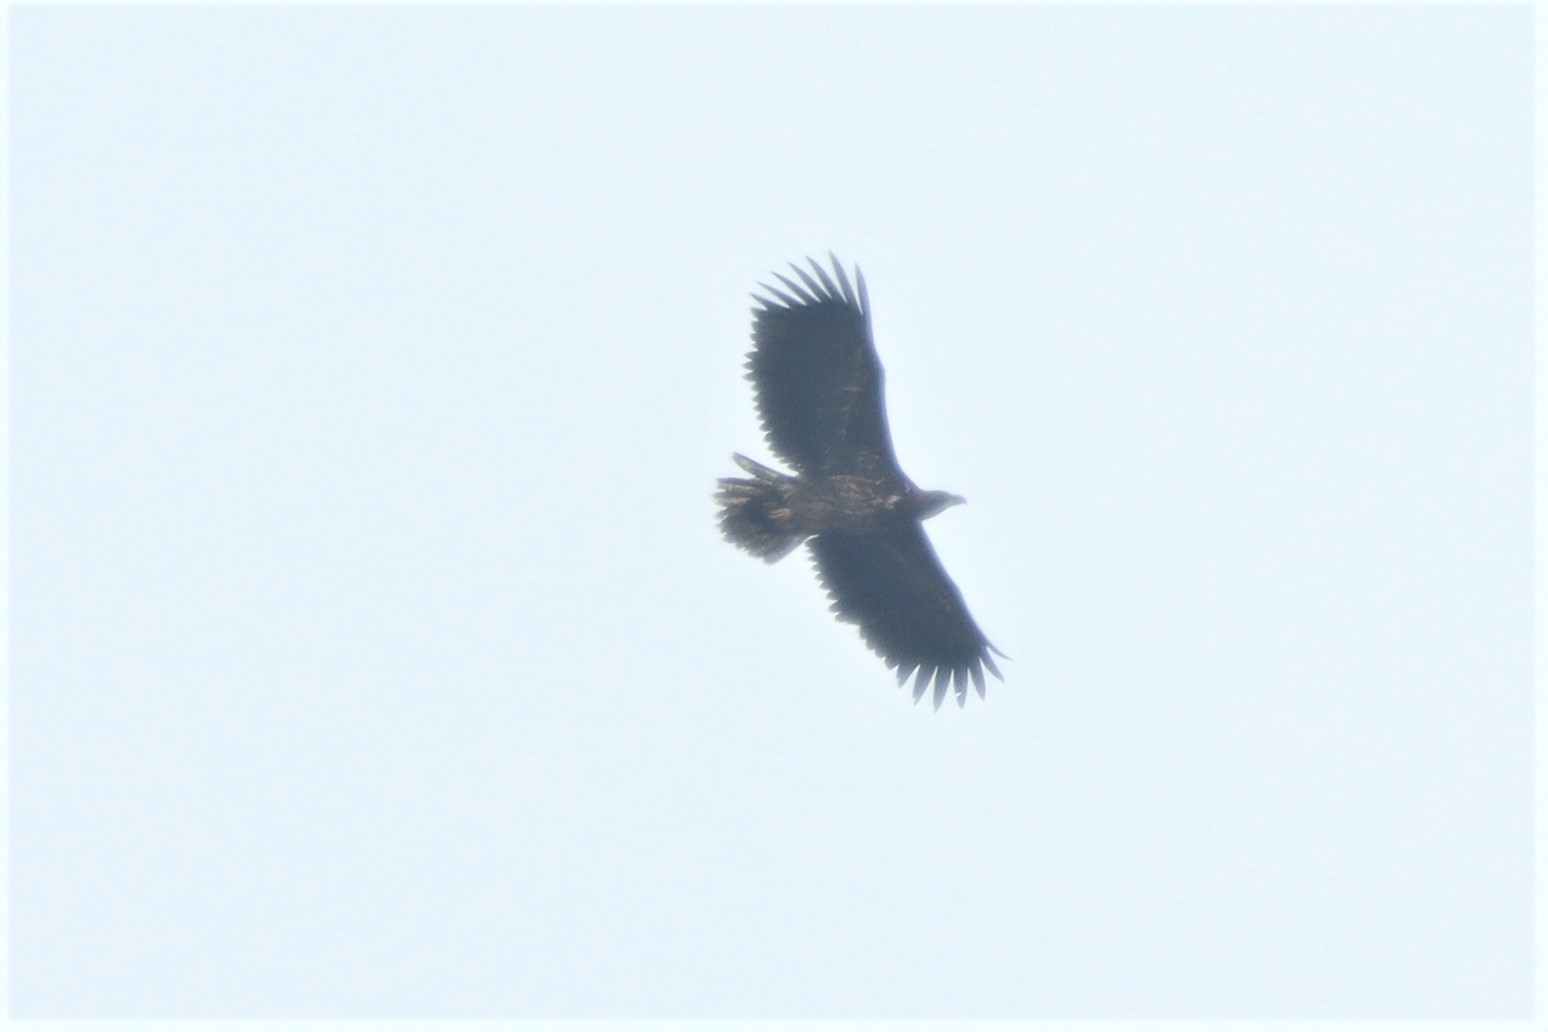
932 666 953 710
789 262 827 301
771 270 817 304
912 666 933 703
829 254 857 306
756 282 800 308
808 256 840 298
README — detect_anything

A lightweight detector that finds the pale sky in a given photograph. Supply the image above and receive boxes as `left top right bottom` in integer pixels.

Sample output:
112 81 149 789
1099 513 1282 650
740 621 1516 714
9 4 1534 1020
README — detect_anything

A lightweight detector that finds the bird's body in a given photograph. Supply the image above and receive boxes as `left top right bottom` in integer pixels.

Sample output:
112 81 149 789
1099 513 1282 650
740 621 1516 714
716 254 1002 708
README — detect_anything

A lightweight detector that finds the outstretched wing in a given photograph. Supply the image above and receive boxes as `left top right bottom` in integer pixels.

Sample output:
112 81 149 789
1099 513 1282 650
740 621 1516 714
809 525 1003 709
746 255 903 478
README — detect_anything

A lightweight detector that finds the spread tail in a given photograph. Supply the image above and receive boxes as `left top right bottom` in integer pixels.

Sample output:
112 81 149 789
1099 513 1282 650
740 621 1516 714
715 454 805 563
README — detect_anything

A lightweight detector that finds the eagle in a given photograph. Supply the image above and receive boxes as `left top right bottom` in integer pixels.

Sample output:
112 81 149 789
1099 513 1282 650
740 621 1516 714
716 254 1004 708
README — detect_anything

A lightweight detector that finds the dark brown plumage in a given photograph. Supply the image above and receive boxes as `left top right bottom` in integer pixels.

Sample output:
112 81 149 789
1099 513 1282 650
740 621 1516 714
716 254 1003 708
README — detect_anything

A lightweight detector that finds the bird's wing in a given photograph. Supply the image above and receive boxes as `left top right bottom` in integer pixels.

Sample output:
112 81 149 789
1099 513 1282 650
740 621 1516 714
809 524 1002 709
746 255 903 478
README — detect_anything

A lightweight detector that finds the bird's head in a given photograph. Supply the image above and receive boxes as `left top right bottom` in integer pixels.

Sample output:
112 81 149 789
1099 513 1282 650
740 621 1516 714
916 489 966 520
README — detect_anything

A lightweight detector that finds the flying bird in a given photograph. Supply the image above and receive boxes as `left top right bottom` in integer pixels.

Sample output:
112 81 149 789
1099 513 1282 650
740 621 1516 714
716 254 1004 708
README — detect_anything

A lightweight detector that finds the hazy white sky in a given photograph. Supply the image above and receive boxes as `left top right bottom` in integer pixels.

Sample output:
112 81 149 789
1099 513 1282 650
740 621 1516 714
10 4 1533 1020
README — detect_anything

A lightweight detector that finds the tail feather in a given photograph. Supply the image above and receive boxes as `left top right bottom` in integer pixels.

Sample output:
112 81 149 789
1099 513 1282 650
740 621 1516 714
716 454 806 563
